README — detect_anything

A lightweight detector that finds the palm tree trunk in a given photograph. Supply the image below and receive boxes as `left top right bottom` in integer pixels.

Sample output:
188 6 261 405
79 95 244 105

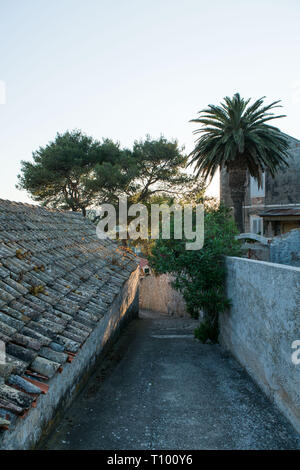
228 168 247 233
231 195 244 232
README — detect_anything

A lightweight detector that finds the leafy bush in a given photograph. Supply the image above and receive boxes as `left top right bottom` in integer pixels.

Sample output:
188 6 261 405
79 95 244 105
194 320 218 343
149 202 241 343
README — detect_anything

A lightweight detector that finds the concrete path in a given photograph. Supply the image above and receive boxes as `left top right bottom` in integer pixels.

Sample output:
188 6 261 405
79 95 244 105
44 311 300 450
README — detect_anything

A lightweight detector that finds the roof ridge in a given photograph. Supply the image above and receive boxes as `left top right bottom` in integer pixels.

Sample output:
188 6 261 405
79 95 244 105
0 199 85 216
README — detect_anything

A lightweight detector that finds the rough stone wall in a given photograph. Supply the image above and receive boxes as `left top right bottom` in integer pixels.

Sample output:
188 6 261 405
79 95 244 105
265 137 300 205
139 274 188 316
241 242 270 262
220 136 300 208
270 229 300 267
219 135 300 233
219 257 300 434
0 268 140 450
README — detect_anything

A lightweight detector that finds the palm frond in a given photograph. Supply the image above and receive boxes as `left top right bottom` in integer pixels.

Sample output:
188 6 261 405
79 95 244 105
189 93 289 181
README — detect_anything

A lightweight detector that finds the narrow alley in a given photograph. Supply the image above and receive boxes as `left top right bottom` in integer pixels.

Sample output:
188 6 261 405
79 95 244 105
43 311 300 450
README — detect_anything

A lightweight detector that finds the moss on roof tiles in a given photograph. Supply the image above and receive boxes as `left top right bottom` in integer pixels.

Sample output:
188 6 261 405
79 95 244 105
0 199 138 434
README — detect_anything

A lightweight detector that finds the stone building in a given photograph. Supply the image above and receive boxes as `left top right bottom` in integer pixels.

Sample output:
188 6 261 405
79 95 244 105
220 134 300 235
0 200 139 449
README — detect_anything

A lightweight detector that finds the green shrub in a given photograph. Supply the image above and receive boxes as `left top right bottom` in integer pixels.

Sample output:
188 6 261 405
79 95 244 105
194 320 218 343
149 202 241 343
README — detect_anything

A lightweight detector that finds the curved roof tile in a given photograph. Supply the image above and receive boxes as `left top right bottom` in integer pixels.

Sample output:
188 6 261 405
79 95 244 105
0 199 138 431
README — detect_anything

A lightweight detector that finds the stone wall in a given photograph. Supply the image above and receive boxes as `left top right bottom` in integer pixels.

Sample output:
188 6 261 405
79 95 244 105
240 241 270 262
219 256 300 434
0 268 140 450
220 135 300 208
237 230 300 266
220 135 300 233
139 274 188 316
270 229 300 267
265 137 300 206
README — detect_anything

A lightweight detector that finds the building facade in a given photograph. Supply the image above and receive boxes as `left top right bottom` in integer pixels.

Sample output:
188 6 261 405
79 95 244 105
220 134 300 236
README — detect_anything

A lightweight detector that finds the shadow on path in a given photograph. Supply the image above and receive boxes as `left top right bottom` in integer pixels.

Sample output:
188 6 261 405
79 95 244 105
43 310 300 450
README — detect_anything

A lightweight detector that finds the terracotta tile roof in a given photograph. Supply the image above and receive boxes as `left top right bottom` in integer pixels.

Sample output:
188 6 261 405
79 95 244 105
0 199 138 431
139 258 149 268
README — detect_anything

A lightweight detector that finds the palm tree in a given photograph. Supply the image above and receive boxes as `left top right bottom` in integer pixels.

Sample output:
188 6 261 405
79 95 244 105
189 93 290 232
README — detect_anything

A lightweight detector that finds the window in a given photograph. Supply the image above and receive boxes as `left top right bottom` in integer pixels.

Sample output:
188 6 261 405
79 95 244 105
250 173 265 198
250 216 263 235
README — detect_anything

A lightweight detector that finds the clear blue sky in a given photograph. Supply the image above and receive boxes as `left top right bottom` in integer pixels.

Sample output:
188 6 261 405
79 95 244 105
1 0 300 203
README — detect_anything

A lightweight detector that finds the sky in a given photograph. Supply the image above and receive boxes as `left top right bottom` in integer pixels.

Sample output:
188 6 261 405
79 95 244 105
1 0 300 203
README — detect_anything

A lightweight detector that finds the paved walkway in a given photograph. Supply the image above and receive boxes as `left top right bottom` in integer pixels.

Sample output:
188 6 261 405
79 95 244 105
44 311 300 450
